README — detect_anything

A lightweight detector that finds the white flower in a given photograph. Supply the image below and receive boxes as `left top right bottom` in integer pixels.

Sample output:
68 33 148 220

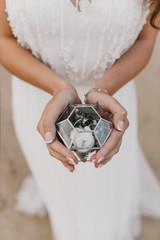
70 126 95 153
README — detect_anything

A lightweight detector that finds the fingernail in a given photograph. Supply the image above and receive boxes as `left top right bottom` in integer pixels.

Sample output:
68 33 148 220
118 120 125 132
66 157 76 166
44 132 53 143
98 163 103 168
92 159 96 163
66 167 74 173
97 156 104 163
66 156 78 164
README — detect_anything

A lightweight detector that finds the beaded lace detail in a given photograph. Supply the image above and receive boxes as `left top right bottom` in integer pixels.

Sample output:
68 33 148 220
5 0 150 86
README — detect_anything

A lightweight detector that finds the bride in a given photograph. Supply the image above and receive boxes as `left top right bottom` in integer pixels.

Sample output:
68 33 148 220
0 0 160 239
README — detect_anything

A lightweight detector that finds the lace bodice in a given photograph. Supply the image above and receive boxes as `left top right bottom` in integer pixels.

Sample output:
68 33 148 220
5 0 150 86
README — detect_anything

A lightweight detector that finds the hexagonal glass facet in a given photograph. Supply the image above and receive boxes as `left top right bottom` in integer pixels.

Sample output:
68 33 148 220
68 106 100 130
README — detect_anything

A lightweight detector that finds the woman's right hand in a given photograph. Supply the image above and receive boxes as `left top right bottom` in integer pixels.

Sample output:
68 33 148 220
37 83 82 172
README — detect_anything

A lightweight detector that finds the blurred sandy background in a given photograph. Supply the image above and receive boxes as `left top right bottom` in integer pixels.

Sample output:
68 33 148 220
0 33 160 240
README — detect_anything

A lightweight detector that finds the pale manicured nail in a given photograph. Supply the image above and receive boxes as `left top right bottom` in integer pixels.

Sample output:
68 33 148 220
92 159 96 163
44 132 53 143
66 167 74 173
97 156 104 163
118 120 125 132
98 163 103 168
66 157 76 166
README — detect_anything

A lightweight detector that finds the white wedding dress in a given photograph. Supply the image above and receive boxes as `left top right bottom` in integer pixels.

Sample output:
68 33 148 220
5 0 160 239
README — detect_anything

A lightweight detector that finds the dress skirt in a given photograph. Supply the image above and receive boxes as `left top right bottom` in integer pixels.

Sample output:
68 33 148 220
11 75 160 240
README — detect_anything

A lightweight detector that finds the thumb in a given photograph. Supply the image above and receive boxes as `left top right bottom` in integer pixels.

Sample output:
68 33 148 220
78 98 82 104
76 96 82 104
113 111 128 132
43 120 56 143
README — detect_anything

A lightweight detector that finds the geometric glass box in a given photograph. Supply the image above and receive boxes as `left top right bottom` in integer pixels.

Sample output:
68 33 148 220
56 103 114 162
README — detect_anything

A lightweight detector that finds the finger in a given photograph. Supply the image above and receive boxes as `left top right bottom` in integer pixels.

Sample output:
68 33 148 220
37 109 57 144
87 92 126 115
104 111 113 119
37 94 82 144
47 146 75 172
101 96 129 132
113 112 129 132
48 139 79 165
94 139 122 167
76 97 83 104
37 96 69 143
51 91 82 123
90 153 97 163
94 128 123 164
98 95 127 115
94 157 112 168
39 119 57 143
97 95 129 132
89 129 122 163
86 93 129 132
46 95 69 123
61 162 75 173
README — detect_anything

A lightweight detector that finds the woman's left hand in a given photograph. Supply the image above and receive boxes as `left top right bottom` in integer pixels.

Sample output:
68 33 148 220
84 89 130 168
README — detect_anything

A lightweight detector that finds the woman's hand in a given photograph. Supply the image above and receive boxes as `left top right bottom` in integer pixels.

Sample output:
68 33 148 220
84 89 130 168
37 83 82 172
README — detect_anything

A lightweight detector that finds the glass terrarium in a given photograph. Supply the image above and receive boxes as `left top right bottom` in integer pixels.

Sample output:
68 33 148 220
55 103 114 162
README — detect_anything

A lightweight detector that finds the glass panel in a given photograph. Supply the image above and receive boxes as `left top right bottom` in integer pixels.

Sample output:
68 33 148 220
70 129 100 151
56 105 69 123
93 103 112 121
56 119 74 148
95 119 112 146
68 106 100 129
92 132 101 148
56 104 75 123
71 129 95 152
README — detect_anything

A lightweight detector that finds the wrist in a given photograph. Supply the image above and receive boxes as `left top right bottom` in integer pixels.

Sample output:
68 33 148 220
91 74 119 96
91 84 112 95
84 86 111 101
52 78 75 96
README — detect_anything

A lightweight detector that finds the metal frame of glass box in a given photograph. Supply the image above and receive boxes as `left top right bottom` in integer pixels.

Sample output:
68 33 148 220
56 103 114 162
